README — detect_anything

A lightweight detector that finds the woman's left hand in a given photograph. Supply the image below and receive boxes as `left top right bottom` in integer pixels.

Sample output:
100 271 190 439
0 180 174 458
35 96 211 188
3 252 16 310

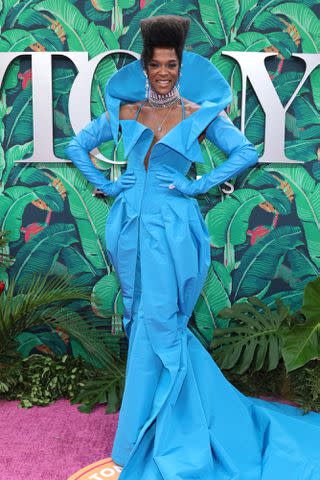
156 166 196 195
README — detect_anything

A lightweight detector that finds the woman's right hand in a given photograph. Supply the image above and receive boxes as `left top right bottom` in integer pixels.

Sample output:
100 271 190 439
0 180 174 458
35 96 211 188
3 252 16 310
108 169 136 197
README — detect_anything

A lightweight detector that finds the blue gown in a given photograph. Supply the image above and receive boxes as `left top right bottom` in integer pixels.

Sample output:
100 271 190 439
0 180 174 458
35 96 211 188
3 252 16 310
66 51 320 479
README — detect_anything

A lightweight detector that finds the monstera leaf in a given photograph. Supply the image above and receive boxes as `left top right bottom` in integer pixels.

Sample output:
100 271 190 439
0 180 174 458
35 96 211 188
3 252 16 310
265 165 320 268
211 296 291 374
194 262 232 341
281 277 320 372
232 225 304 301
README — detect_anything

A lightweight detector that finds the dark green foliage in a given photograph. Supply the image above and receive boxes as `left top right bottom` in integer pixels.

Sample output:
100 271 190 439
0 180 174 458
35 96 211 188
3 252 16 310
0 353 91 408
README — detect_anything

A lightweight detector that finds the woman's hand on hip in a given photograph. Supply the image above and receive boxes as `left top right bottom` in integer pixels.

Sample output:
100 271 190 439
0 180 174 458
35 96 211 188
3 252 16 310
108 170 136 197
156 166 196 195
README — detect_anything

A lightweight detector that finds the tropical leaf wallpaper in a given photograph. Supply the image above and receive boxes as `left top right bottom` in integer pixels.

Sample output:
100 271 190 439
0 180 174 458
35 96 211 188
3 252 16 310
0 0 319 359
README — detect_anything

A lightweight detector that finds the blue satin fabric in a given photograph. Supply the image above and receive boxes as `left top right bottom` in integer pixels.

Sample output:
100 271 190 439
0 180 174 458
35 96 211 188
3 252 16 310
66 51 320 479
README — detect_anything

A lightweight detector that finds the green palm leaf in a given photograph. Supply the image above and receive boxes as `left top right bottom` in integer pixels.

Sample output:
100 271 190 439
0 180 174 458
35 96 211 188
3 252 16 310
0 272 91 358
284 138 319 160
244 72 305 146
265 165 320 268
35 0 108 59
0 0 18 27
232 226 304 300
206 189 265 249
35 162 112 271
242 0 317 31
4 84 32 149
15 329 67 357
8 5 47 29
287 248 320 279
59 245 100 278
267 31 299 57
211 32 273 113
271 3 320 109
233 0 257 34
205 188 290 270
0 185 45 241
10 223 78 286
194 262 232 341
92 271 123 319
0 28 37 51
0 58 20 90
93 0 134 11
32 27 63 50
198 0 239 43
291 95 320 127
264 288 307 311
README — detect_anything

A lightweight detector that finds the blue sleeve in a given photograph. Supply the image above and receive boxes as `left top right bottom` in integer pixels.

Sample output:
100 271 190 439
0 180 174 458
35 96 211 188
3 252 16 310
65 112 114 194
194 112 259 194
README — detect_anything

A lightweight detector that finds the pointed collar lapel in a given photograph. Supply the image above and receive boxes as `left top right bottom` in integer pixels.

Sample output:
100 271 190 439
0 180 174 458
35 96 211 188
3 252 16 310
105 50 232 156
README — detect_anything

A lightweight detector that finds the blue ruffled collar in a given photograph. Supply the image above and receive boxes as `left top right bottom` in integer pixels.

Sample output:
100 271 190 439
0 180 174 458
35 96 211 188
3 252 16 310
104 51 232 162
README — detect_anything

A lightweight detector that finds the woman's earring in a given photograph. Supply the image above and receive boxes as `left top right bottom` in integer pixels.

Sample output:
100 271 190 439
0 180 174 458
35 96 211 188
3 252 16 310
177 71 182 91
143 70 149 99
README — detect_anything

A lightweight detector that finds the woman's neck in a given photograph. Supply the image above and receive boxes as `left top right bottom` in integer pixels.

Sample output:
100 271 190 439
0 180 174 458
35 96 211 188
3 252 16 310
147 85 180 108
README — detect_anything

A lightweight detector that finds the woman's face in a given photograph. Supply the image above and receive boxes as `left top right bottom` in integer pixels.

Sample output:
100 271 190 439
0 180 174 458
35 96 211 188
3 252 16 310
145 47 180 96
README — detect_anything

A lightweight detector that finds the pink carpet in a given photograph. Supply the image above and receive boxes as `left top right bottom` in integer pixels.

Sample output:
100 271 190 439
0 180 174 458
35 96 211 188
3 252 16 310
0 395 301 480
0 399 118 480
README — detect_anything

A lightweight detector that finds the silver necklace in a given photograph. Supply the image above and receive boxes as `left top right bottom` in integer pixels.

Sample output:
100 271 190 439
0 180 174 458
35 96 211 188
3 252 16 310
148 84 181 109
151 97 180 133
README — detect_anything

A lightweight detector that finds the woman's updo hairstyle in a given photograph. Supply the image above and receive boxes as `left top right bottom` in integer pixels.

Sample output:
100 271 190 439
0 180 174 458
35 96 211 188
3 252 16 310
140 15 190 70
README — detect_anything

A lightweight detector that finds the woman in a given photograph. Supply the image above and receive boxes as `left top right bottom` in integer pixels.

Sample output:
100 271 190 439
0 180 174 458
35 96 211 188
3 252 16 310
66 15 320 480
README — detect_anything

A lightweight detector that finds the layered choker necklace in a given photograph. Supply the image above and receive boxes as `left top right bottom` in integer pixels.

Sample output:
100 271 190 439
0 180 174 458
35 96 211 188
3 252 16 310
147 84 181 109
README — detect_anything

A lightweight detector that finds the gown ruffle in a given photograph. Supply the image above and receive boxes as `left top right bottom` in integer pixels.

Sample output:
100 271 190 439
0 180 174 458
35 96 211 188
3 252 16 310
107 189 320 480
99 51 320 479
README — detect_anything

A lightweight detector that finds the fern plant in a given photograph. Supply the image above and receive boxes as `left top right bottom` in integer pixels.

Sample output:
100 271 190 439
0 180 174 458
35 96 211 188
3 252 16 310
0 271 127 412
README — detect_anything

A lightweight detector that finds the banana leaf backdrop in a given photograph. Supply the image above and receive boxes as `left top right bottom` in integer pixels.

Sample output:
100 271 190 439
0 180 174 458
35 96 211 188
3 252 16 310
0 0 319 362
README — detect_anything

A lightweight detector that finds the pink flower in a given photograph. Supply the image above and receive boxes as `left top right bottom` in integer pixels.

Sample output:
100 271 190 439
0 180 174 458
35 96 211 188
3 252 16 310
18 69 32 89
